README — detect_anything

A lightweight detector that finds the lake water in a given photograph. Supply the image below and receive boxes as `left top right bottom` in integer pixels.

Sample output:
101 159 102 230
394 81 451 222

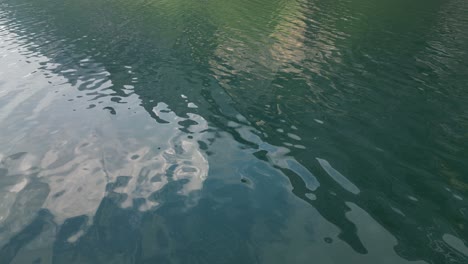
0 0 467 263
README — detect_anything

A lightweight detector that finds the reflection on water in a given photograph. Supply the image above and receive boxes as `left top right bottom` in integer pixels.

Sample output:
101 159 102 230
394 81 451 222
1 0 468 263
0 33 210 242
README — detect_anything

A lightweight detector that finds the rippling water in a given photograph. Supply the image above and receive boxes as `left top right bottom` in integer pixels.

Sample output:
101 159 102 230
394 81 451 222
0 0 467 263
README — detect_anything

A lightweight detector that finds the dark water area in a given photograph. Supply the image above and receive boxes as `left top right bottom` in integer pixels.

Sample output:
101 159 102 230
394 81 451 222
0 0 468 263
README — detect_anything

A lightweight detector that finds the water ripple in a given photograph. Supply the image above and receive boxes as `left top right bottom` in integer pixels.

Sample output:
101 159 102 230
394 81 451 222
0 0 467 262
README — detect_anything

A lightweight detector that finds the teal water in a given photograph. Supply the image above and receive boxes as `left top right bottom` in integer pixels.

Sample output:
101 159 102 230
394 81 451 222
0 0 468 263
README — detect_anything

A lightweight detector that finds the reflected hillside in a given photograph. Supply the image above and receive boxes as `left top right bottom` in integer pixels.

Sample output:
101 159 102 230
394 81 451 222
0 0 303 121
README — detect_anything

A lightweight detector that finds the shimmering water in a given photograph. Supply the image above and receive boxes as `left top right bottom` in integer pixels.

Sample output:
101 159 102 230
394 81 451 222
0 0 467 263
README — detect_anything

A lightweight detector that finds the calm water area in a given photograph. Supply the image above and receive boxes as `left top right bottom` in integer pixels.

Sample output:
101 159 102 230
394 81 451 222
0 0 468 263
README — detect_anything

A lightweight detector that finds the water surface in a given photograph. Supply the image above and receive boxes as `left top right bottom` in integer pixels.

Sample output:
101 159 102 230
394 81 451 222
0 0 468 263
